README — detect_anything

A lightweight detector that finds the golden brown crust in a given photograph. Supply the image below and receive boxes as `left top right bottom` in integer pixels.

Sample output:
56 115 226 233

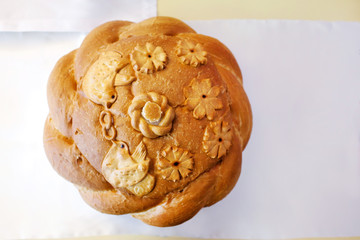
119 17 196 38
78 187 162 215
44 116 112 191
75 21 133 83
47 49 77 138
132 134 242 226
44 16 252 227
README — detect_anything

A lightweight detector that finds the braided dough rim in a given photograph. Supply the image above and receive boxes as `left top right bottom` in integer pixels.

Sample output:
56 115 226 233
44 17 252 227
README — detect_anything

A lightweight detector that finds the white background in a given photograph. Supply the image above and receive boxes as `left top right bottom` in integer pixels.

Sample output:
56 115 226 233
0 1 360 239
0 0 156 31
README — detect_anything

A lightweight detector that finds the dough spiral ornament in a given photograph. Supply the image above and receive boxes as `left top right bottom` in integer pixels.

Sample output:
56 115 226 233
99 110 117 140
128 92 175 138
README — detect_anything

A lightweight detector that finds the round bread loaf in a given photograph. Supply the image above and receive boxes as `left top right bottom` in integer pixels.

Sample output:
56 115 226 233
43 16 252 227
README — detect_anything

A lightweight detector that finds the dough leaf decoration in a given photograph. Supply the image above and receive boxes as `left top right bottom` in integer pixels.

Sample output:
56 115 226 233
114 63 136 86
126 174 155 197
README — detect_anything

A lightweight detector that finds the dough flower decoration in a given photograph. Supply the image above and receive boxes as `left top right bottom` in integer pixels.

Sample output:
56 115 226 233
130 42 167 74
202 121 232 159
128 92 175 138
99 110 117 140
82 51 136 108
176 40 207 67
156 146 194 182
102 141 155 197
184 78 223 120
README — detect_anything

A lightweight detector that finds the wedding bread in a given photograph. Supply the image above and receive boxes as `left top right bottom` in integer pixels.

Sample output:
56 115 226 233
43 16 252 227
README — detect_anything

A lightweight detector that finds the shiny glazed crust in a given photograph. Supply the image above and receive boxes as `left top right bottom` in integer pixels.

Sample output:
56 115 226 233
43 17 252 227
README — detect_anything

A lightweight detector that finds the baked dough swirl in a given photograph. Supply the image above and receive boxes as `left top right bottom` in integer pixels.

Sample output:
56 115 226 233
128 92 175 138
